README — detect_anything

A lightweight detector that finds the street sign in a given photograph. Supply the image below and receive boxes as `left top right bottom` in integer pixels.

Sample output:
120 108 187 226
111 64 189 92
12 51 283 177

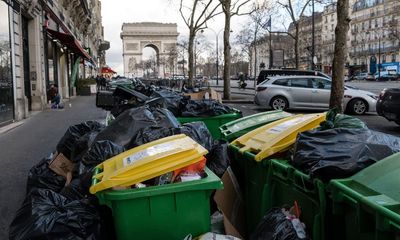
273 49 284 68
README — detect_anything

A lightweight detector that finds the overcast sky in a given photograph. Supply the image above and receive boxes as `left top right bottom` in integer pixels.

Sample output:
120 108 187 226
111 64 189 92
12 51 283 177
100 0 253 75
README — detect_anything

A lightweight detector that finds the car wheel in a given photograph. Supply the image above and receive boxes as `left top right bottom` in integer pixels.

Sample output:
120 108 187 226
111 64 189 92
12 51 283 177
348 99 368 115
270 96 288 110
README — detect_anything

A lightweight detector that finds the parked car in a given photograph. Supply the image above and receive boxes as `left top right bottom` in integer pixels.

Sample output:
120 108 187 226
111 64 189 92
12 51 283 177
352 72 368 81
376 88 400 125
375 73 399 81
365 73 376 81
256 69 330 85
254 75 378 115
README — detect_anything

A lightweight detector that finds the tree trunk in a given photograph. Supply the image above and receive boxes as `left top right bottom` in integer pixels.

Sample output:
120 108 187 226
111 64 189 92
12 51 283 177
295 24 299 69
188 31 195 87
223 3 231 100
329 0 350 112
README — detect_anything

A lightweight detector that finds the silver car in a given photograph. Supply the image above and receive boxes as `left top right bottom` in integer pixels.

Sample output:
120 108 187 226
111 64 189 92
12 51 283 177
254 76 377 115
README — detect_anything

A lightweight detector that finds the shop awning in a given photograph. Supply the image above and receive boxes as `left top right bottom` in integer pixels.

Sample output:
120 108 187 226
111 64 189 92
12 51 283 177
47 29 92 62
101 67 116 74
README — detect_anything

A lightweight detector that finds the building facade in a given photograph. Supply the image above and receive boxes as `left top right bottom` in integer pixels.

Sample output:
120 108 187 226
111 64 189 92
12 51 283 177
349 0 400 74
251 0 399 76
0 0 109 126
321 3 337 74
249 34 294 76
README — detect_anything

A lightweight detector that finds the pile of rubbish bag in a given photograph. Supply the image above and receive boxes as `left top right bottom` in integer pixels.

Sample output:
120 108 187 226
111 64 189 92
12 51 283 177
97 87 238 118
292 109 400 181
10 105 232 239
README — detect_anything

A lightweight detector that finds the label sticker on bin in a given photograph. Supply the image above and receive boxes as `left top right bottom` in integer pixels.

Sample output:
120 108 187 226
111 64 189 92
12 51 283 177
122 142 181 167
90 134 208 194
231 113 326 161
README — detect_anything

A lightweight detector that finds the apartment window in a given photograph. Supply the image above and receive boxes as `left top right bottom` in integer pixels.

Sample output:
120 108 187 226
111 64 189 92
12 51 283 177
382 55 386 63
392 54 397 62
375 19 378 27
325 16 328 23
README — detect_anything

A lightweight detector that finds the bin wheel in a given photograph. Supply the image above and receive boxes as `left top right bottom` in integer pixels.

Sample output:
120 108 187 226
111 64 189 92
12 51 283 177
270 96 288 110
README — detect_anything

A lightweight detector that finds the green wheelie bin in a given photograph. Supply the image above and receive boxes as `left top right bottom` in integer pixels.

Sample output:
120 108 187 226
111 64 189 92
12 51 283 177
219 110 292 142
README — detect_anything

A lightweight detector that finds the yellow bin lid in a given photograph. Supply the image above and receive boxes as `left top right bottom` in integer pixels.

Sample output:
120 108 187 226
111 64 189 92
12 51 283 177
231 113 326 161
90 134 208 194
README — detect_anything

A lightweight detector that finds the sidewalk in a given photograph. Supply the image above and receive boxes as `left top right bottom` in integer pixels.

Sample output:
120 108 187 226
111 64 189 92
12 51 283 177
0 96 106 239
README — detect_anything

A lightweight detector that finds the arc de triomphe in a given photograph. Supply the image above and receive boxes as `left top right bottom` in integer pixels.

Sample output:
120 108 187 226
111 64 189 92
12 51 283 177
121 22 178 78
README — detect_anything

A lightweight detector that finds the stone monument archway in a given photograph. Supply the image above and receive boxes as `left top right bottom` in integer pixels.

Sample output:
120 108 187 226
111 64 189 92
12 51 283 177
121 22 178 78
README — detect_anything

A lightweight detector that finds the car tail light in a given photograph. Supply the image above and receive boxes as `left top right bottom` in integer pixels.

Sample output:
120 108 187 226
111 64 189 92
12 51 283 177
256 86 267 92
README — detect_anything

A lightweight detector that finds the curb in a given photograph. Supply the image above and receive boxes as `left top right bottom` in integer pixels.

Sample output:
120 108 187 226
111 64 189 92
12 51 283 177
222 100 254 104
0 121 24 135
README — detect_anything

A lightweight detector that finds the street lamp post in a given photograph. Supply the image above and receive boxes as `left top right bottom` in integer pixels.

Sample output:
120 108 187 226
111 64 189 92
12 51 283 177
378 35 381 80
207 28 224 85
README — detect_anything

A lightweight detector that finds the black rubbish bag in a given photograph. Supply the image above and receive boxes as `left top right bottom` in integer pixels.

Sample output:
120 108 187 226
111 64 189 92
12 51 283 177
319 108 367 130
251 208 308 240
26 153 66 194
94 106 179 148
181 99 238 117
70 130 102 163
78 140 125 175
9 189 100 240
179 122 214 151
57 121 105 159
150 89 186 115
65 141 126 199
128 126 176 148
206 140 230 177
292 128 400 181
128 122 214 151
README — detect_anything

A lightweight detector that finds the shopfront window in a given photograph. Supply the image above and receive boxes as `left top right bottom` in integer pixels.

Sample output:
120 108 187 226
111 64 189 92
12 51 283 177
0 2 14 124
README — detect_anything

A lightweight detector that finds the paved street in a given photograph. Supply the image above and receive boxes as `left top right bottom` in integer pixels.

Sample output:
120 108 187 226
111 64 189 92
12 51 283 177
0 96 106 239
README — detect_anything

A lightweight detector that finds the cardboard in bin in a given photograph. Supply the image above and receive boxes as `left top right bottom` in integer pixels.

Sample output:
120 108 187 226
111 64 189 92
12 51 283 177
49 153 74 185
184 89 222 103
214 167 245 239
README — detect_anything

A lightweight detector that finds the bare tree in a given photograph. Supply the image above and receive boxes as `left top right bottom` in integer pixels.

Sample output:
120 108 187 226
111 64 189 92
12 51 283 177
179 0 222 86
277 0 313 69
248 4 270 86
329 0 350 112
219 0 253 100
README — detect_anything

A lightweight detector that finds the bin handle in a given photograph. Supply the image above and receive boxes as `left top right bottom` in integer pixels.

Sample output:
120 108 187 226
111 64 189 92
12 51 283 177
91 167 102 186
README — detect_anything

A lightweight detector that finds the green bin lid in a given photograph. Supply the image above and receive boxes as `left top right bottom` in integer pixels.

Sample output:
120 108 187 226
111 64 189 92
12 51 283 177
350 152 400 201
219 110 292 140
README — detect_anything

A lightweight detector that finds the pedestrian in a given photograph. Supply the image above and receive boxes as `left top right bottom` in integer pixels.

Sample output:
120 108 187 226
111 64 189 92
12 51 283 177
95 75 101 91
100 76 107 90
47 84 62 109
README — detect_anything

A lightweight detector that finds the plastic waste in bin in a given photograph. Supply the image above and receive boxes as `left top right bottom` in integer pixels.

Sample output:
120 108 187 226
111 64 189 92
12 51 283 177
90 134 208 194
219 110 292 142
177 109 242 139
263 159 328 240
329 152 400 240
95 167 223 240
228 113 326 236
